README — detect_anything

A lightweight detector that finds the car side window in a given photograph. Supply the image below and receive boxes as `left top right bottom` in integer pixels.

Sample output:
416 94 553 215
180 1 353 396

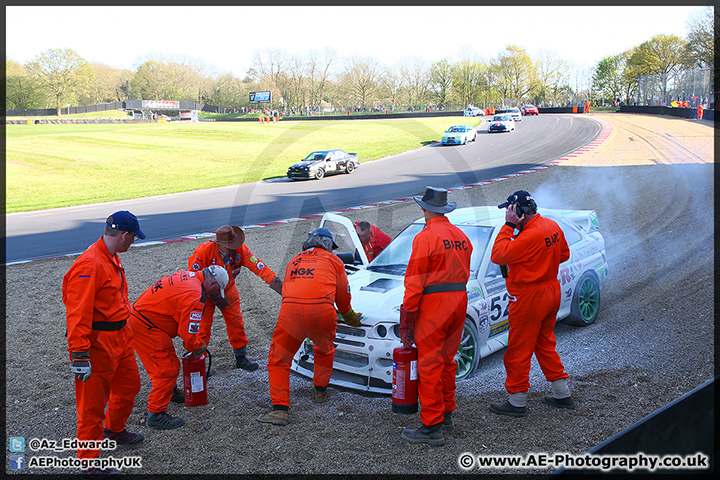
485 261 502 279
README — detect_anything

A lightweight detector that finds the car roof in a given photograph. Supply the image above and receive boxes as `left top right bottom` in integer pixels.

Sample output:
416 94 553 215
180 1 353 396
410 206 581 228
309 149 342 154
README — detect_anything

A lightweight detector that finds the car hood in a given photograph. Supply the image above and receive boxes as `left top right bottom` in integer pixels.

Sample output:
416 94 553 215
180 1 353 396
349 269 404 323
289 160 319 168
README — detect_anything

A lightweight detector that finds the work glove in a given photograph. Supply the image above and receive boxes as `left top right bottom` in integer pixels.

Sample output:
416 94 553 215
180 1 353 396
269 277 283 295
340 308 362 327
71 351 91 382
399 306 418 348
192 342 207 357
208 290 230 310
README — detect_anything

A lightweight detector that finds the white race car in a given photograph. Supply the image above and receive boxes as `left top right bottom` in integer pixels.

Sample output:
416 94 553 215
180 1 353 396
290 208 608 394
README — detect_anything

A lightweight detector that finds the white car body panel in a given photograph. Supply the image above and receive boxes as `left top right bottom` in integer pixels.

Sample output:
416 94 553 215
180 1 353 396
290 208 608 394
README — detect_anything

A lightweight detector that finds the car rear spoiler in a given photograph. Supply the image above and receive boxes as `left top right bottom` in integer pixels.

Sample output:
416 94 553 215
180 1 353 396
550 209 600 233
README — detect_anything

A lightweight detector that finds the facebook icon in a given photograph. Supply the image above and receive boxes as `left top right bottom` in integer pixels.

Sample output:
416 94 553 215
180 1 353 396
10 454 25 470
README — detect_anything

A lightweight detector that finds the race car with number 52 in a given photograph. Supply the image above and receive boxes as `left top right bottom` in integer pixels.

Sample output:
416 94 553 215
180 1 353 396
290 207 608 394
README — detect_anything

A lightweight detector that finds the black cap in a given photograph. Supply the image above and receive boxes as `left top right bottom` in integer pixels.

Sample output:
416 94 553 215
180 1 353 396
498 190 534 210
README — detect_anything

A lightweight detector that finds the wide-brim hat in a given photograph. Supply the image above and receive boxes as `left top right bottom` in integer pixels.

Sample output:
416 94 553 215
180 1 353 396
214 225 245 250
414 186 456 214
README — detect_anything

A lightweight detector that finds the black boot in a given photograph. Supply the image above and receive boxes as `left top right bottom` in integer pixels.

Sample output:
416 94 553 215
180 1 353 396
170 386 185 404
235 354 259 371
401 422 445 446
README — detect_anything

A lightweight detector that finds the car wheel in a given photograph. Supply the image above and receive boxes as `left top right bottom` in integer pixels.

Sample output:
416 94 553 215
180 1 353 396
563 272 601 327
455 317 480 380
345 162 355 174
314 169 325 180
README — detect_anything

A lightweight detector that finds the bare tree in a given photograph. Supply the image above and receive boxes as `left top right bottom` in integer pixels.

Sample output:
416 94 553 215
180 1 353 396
399 57 431 108
429 58 453 107
378 66 404 110
684 6 714 67
341 56 379 111
306 48 336 109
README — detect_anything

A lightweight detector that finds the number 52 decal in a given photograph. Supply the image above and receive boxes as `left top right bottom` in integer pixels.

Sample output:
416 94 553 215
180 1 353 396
489 293 510 322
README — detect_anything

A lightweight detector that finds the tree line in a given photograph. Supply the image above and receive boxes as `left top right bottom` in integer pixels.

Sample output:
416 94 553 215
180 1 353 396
5 7 712 115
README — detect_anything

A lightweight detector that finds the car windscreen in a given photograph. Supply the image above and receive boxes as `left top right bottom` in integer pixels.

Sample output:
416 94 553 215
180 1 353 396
305 152 327 161
367 223 494 277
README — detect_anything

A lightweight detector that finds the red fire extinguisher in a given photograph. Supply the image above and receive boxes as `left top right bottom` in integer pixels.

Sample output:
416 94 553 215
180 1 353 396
392 345 418 414
182 350 211 407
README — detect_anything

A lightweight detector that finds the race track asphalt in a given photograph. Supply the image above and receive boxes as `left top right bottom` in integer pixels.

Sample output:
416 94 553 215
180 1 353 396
5 114 601 264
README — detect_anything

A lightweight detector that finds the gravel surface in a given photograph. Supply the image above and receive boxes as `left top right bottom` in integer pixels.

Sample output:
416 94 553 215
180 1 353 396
4 112 714 475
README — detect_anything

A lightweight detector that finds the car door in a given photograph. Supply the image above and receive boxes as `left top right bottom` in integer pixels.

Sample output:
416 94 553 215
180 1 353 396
335 151 348 171
319 213 370 268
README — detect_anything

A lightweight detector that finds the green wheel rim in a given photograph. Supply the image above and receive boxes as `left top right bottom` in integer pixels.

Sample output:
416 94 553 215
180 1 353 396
456 323 478 379
578 277 600 322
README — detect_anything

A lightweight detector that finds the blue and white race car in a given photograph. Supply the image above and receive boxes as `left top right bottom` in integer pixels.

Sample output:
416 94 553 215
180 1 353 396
291 208 608 394
441 125 477 145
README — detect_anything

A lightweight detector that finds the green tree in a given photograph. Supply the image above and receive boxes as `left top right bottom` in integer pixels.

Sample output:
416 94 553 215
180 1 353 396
627 34 687 101
25 48 93 114
592 54 626 103
5 60 47 109
495 45 537 106
399 57 430 109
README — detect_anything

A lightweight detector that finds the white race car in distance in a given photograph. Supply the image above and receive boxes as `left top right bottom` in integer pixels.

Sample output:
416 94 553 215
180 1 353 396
290 208 608 394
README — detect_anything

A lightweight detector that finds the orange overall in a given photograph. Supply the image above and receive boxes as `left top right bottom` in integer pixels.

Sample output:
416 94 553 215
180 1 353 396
267 247 351 407
491 214 570 394
355 222 392 261
62 237 141 459
129 271 207 413
188 241 277 351
403 216 472 427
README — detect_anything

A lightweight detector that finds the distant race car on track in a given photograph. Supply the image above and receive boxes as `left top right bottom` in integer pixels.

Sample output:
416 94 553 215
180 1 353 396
522 104 539 115
287 149 360 180
506 107 523 122
441 124 477 145
488 114 515 133
290 208 608 394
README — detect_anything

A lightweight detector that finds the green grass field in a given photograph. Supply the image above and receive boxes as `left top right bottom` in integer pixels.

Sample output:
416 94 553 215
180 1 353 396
6 116 479 213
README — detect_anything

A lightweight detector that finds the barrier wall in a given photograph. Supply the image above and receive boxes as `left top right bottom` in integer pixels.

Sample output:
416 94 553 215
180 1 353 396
551 376 716 475
618 104 714 120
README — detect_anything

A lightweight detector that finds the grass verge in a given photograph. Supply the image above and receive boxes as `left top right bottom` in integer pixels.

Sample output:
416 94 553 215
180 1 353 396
6 116 479 212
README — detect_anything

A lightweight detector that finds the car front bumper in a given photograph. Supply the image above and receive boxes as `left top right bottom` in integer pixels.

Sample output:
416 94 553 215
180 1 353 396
291 323 398 394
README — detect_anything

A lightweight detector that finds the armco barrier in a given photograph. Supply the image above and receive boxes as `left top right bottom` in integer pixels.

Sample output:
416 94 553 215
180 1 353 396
537 107 584 114
550 376 716 475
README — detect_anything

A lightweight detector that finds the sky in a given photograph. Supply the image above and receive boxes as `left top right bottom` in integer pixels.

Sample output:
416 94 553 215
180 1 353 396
5 5 706 81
